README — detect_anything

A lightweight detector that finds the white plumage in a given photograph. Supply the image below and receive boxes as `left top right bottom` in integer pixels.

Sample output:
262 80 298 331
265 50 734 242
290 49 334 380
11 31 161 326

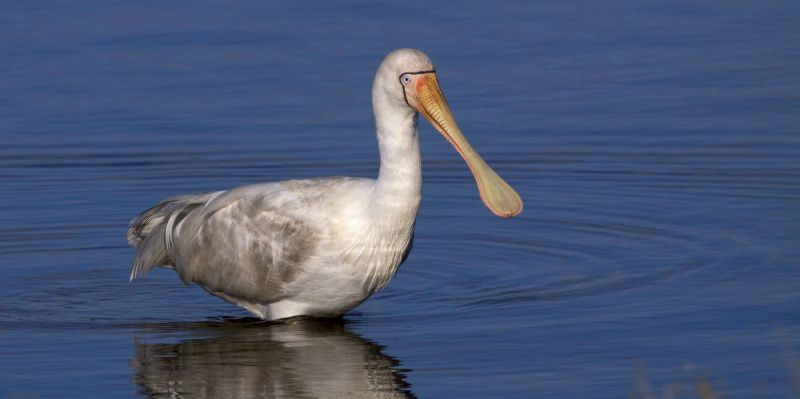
127 49 522 320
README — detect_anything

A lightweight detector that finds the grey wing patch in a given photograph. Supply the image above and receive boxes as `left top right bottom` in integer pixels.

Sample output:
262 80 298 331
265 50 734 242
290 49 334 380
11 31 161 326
174 194 318 305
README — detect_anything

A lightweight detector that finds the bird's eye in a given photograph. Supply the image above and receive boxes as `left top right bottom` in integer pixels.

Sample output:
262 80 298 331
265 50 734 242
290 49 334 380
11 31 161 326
400 74 413 85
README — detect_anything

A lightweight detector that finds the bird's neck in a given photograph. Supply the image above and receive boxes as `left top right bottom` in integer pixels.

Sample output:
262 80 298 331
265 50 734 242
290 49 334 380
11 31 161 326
372 95 422 215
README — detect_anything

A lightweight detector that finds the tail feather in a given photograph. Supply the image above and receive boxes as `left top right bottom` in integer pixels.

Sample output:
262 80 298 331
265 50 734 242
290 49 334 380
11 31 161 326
128 194 206 246
130 224 168 281
127 192 218 281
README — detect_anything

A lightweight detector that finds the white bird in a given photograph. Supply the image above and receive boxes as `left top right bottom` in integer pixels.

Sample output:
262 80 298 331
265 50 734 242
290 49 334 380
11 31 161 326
127 49 522 321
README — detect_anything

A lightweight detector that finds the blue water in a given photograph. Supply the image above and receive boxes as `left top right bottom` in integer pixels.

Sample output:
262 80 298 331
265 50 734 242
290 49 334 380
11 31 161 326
1 1 799 398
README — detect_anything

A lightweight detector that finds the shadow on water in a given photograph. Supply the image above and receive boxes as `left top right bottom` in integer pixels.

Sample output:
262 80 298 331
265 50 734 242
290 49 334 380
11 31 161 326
130 317 415 399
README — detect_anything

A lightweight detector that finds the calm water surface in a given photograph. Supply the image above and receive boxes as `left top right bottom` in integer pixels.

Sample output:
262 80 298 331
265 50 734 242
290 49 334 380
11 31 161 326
1 2 799 398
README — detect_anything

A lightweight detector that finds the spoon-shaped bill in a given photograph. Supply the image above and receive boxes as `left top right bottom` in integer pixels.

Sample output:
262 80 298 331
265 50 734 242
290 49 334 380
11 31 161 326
415 75 523 218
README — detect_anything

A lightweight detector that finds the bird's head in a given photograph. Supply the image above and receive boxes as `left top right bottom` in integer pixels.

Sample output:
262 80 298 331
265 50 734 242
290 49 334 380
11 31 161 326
375 49 523 218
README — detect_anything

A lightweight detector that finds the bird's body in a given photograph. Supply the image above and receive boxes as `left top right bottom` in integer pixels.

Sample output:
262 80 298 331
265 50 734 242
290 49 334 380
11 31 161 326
128 49 521 320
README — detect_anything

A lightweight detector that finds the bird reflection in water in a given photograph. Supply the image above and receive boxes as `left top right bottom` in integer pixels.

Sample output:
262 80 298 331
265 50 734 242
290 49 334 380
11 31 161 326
131 317 415 398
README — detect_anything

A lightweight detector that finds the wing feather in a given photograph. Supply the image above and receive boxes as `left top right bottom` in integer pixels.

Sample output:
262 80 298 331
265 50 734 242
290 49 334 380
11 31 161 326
168 181 332 304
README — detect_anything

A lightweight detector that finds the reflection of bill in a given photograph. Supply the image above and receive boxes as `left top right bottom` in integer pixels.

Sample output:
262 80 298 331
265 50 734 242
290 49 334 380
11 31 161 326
131 318 414 398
